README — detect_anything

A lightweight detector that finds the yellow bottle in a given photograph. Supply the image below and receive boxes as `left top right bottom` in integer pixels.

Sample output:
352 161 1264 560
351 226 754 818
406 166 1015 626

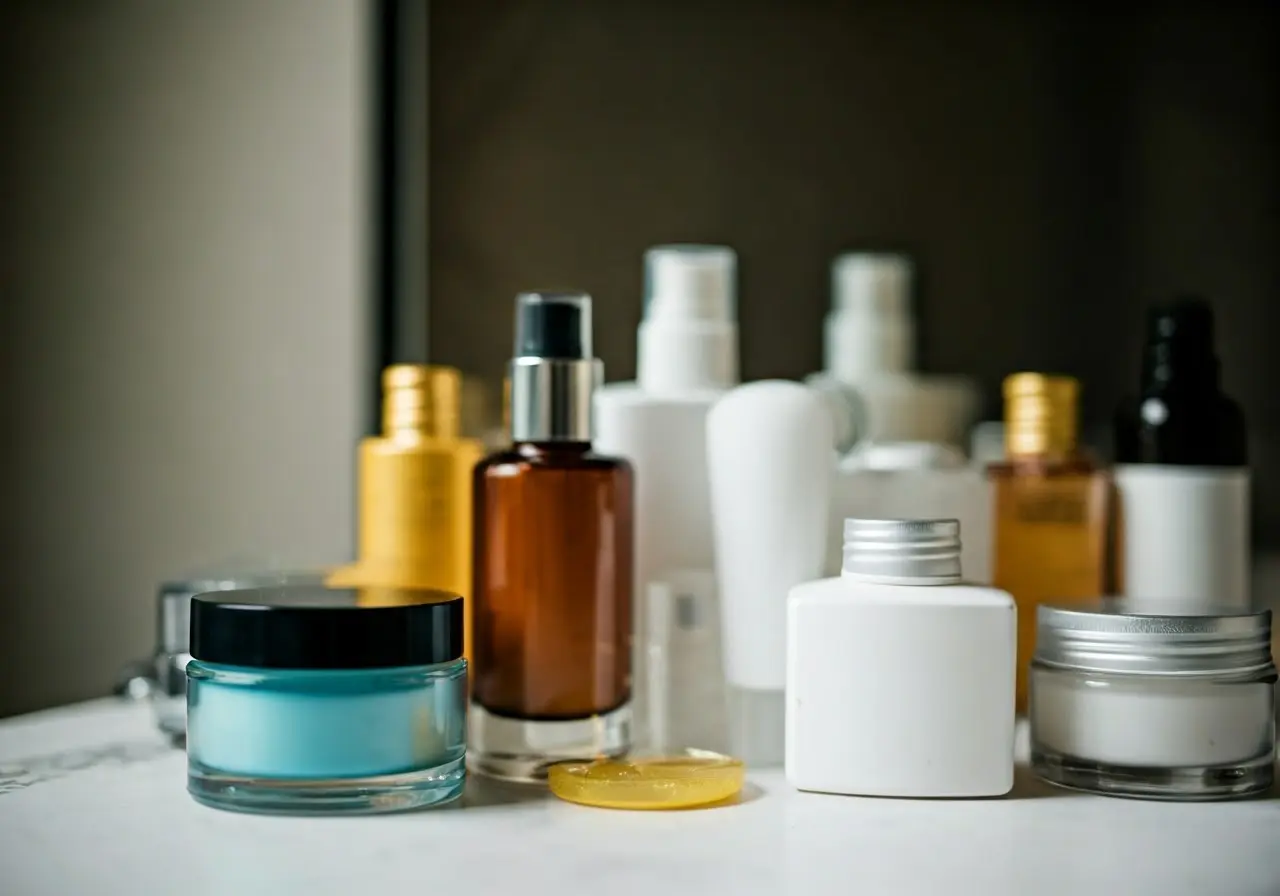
988 374 1112 712
328 364 484 662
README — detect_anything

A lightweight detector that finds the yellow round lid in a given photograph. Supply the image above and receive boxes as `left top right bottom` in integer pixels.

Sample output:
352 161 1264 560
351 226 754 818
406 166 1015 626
548 751 744 810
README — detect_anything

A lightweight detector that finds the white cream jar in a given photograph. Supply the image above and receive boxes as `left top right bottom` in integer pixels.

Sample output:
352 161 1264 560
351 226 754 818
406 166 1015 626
1030 602 1275 801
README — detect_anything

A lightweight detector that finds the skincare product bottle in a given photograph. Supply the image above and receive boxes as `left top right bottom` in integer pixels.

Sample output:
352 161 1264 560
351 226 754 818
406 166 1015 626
1113 298 1249 608
787 519 1016 798
328 364 483 660
989 373 1112 711
470 291 634 782
594 244 738 753
707 380 840 766
1030 602 1274 800
816 252 978 447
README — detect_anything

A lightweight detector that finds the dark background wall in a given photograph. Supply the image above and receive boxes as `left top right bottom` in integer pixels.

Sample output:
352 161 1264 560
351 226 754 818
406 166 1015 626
429 1 1279 544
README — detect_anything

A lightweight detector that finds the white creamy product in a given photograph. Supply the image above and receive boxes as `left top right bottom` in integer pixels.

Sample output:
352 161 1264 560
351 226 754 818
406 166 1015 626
1030 602 1275 801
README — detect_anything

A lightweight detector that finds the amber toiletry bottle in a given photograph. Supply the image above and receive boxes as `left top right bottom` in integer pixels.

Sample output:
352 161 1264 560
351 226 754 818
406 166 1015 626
989 373 1111 711
470 291 634 782
327 365 483 660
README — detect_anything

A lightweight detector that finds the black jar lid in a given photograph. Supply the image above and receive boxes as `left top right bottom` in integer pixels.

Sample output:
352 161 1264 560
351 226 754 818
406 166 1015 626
190 585 464 670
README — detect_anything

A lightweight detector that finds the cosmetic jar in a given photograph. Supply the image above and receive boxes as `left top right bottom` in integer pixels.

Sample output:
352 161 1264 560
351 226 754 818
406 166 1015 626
186 585 467 815
146 572 326 745
1030 602 1275 801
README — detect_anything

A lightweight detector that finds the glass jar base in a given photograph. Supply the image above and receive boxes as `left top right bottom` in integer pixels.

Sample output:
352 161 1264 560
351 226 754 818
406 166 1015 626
468 702 631 783
1031 744 1274 801
187 756 465 815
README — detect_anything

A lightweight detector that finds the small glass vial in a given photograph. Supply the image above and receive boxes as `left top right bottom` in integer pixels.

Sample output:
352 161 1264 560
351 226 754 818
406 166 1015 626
786 518 1016 798
1030 602 1275 800
146 571 325 745
186 585 467 815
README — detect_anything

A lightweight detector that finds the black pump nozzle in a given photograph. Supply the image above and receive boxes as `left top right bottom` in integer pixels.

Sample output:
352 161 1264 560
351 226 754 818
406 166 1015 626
513 291 593 360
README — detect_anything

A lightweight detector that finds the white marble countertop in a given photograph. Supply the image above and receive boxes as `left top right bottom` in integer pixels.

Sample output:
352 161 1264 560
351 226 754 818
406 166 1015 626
0 698 1277 896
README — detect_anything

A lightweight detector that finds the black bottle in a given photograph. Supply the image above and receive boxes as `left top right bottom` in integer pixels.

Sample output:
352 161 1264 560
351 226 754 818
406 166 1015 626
1113 297 1249 607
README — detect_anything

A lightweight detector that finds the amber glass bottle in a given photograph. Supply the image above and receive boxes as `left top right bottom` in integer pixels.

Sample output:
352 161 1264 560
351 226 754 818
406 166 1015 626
989 373 1111 712
470 291 634 782
327 365 482 660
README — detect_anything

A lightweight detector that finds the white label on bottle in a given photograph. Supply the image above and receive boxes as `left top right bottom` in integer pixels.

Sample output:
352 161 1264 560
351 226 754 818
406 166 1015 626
1114 465 1250 608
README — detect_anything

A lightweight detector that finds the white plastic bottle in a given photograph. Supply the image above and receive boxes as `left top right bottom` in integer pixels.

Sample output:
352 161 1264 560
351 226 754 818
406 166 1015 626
594 244 739 752
786 518 1016 798
815 252 978 447
706 380 854 765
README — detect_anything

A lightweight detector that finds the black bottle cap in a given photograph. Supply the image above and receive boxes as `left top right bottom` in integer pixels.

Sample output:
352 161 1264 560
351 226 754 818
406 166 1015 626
190 585 464 669
514 291 593 359
1142 295 1219 389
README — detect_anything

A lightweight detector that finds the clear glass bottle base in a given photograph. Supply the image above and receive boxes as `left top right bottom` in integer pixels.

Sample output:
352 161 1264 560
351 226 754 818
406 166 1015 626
187 756 465 815
1031 744 1274 801
468 702 631 783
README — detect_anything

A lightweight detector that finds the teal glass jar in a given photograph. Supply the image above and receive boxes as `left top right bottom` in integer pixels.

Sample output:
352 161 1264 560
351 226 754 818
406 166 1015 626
186 585 466 815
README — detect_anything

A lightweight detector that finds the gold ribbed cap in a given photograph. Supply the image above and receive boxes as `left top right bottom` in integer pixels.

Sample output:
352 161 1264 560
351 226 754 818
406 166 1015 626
1002 373 1078 457
382 364 460 439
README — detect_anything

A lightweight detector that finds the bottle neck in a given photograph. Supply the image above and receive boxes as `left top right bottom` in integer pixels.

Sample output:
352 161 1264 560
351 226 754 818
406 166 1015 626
509 357 600 442
382 366 459 441
636 319 738 393
823 308 914 381
840 570 960 586
1140 341 1221 396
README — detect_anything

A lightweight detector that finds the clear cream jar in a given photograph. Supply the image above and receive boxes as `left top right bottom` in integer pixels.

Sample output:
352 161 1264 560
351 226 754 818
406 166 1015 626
1030 602 1275 801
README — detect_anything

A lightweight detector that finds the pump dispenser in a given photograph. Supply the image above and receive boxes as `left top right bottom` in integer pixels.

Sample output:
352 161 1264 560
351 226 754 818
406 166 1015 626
595 245 740 755
1114 298 1249 608
814 252 977 447
471 291 634 782
638 244 738 393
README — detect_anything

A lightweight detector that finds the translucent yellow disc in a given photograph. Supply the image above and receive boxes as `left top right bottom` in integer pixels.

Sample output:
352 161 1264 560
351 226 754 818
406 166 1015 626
548 752 745 810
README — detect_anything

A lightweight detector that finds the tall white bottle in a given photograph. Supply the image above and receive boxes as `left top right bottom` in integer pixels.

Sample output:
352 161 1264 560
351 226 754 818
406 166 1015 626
707 380 855 765
594 244 739 752
815 252 978 447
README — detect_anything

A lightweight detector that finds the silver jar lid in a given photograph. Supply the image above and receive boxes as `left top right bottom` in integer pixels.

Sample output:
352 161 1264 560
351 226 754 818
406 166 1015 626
1035 601 1276 681
841 518 962 584
157 571 326 653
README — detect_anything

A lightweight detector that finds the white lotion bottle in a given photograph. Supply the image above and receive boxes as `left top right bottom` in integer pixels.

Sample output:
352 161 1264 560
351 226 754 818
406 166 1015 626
1113 298 1250 609
787 518 1016 798
815 252 978 447
707 380 847 765
594 244 738 752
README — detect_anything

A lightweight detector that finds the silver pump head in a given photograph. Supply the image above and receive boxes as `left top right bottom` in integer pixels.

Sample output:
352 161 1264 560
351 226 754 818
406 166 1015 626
509 291 602 442
841 518 963 584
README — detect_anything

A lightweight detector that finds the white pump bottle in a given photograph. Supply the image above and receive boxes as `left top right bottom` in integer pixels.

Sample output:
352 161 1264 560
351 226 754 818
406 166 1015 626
593 244 739 754
816 252 978 447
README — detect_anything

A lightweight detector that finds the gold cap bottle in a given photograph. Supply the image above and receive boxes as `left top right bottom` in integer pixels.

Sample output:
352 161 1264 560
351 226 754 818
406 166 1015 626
1002 373 1079 458
329 364 483 660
